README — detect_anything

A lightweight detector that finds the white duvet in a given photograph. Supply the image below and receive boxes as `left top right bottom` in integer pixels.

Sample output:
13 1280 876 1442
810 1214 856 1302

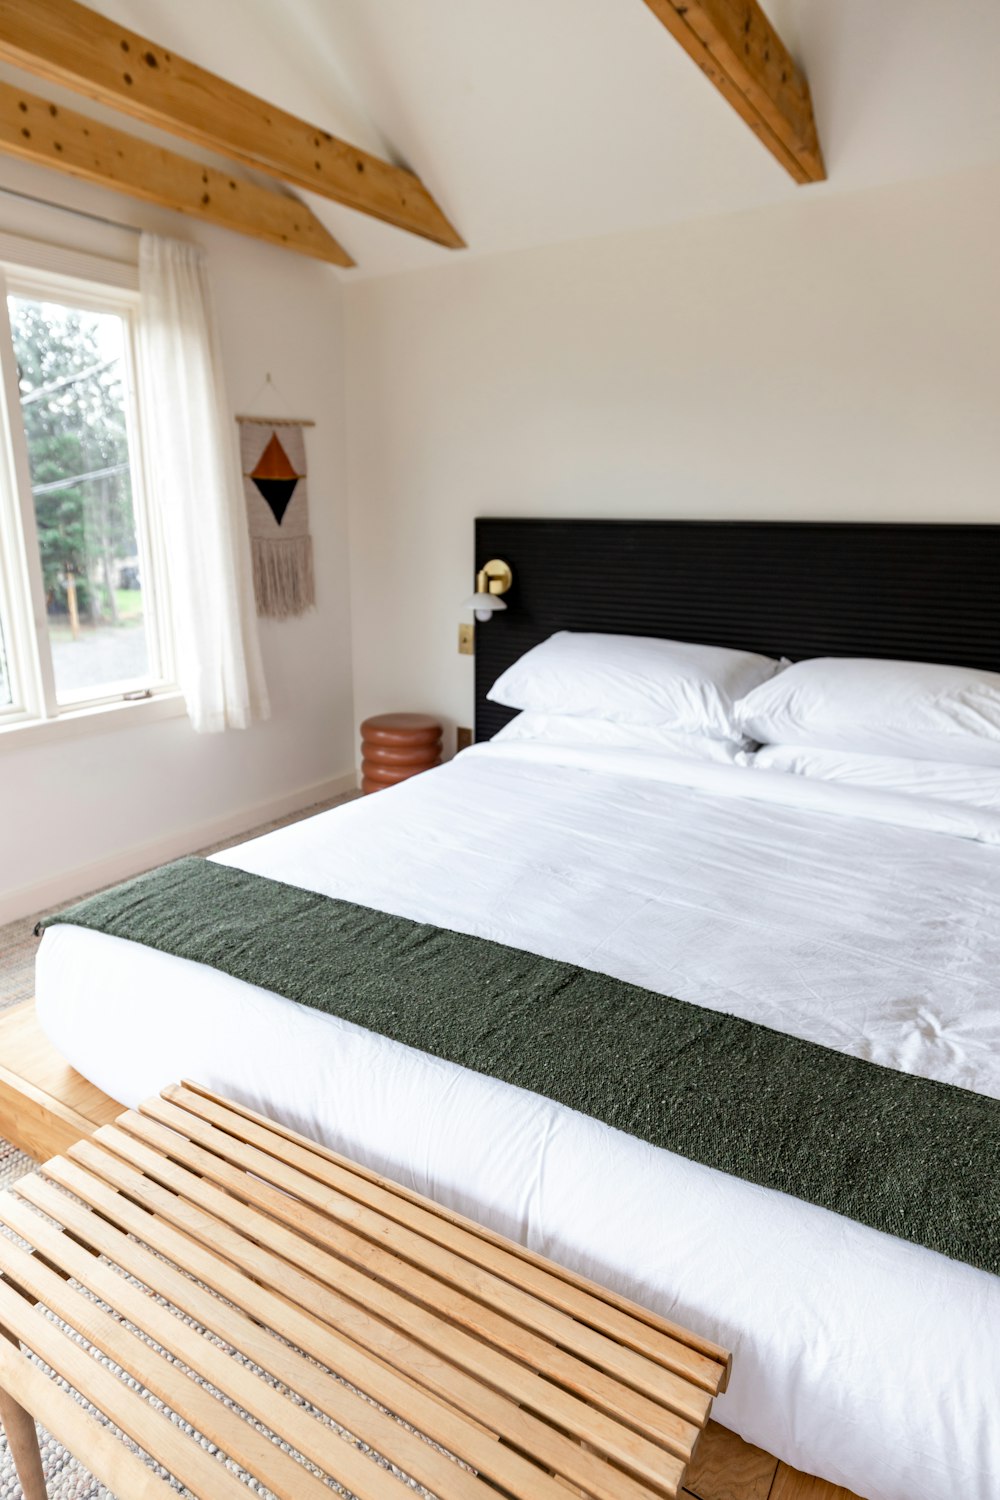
36 745 1000 1500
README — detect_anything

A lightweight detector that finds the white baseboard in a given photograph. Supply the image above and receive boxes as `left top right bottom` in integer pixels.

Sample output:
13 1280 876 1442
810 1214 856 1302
0 769 359 928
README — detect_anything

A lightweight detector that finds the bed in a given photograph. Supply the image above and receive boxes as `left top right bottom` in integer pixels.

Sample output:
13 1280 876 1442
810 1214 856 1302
35 520 1000 1500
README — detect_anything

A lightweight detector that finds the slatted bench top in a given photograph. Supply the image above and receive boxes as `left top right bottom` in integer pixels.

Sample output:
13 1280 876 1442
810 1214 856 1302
0 1081 731 1500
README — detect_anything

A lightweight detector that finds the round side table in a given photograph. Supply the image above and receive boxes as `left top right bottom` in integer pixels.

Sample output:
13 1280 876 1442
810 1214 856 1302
361 712 443 795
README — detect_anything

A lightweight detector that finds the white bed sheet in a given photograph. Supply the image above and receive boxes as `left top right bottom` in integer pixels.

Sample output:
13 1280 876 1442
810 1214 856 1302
36 746 1000 1500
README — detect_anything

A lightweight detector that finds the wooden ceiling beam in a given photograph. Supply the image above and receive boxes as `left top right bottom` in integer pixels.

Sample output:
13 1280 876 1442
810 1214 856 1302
0 0 463 248
641 0 825 184
0 80 354 267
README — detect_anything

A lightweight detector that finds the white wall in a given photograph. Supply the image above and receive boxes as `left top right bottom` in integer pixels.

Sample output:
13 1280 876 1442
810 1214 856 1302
344 163 1000 751
0 165 353 921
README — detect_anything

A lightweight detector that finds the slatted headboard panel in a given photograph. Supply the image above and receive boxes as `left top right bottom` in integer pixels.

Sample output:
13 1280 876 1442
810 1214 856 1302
474 519 1000 742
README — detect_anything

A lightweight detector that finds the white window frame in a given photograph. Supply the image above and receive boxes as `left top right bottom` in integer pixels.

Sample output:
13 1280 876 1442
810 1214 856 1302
0 240 182 746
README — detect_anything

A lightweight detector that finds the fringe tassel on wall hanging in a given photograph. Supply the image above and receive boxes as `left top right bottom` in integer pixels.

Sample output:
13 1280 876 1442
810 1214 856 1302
238 416 316 619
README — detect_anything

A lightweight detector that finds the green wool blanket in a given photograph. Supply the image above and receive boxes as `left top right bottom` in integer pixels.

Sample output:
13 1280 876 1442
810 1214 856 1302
40 856 1000 1276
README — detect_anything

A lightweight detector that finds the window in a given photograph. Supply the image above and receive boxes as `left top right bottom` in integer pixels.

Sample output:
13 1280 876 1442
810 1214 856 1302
0 264 172 732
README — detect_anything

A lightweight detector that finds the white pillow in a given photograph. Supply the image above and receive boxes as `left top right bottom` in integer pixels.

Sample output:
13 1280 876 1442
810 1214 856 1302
736 656 1000 767
753 744 1000 811
487 631 781 740
492 711 748 763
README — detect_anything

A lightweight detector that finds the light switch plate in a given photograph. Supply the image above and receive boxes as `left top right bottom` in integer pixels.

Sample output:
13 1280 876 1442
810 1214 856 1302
458 622 474 655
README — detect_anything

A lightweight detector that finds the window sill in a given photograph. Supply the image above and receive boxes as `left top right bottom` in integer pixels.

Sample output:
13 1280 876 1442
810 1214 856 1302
0 690 188 751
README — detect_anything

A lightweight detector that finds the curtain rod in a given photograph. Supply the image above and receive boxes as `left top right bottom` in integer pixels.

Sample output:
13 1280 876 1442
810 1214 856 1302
0 184 141 236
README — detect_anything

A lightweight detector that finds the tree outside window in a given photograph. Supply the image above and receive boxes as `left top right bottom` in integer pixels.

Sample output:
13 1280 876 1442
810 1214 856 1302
9 293 152 703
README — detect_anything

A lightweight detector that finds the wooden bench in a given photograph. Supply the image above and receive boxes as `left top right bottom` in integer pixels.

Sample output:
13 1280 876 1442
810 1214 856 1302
0 1080 732 1499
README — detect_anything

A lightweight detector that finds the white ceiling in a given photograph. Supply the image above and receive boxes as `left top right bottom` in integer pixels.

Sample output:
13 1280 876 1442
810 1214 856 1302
11 0 1000 277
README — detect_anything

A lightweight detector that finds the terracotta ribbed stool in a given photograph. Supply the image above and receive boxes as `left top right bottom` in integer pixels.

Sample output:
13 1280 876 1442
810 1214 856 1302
361 713 443 795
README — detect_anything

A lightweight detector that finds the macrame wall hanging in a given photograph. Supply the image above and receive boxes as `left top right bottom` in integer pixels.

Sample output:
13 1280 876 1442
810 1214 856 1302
237 410 316 619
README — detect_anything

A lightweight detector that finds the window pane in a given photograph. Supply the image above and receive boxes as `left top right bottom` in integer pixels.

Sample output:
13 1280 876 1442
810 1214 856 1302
8 294 151 704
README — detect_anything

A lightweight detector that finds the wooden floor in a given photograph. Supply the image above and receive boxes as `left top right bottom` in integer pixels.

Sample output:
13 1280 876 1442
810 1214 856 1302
683 1421 860 1500
0 999 122 1163
0 1000 863 1500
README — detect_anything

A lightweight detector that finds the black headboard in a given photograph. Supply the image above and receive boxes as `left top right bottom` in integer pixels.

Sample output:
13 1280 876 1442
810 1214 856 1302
474 519 1000 742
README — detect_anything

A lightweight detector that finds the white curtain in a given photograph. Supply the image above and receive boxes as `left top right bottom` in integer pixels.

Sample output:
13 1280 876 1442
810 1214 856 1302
136 233 269 732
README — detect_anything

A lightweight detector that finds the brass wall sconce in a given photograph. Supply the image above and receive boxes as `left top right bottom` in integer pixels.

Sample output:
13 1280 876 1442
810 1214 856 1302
462 558 512 623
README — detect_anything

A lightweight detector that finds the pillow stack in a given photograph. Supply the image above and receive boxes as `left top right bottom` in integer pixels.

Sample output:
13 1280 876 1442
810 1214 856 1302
733 656 1000 811
486 634 1000 815
488 630 781 763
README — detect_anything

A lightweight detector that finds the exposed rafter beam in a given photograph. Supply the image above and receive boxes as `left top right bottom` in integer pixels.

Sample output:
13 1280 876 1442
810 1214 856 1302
641 0 825 184
0 81 354 267
0 0 464 248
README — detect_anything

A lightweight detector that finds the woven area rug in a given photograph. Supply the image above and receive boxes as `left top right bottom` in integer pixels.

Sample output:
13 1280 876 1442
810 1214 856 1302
0 791 358 1499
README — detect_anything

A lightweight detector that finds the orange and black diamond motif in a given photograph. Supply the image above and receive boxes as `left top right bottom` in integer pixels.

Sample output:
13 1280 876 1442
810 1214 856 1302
248 431 303 525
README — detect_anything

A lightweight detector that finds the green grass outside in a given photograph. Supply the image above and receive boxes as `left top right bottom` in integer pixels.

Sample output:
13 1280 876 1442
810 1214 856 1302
114 588 143 621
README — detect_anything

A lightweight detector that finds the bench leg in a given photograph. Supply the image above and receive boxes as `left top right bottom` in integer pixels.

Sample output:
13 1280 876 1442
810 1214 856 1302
0 1384 47 1500
0 1324 48 1500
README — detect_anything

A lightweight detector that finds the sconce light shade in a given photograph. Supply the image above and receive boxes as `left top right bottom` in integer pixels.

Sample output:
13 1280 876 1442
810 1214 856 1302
461 558 512 624
463 591 508 624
